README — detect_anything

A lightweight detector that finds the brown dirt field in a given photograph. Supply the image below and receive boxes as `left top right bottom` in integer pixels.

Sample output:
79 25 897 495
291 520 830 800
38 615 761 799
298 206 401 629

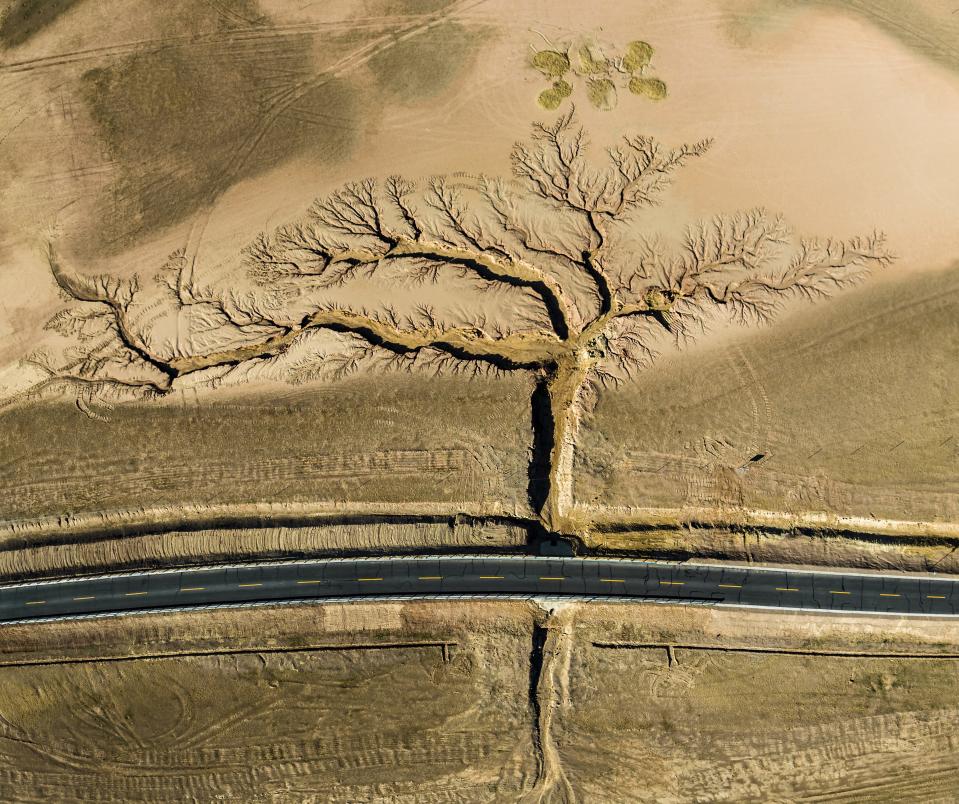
563 646 959 802
553 603 959 803
577 261 959 541
1 0 959 566
3 2 959 799
0 374 532 527
4 600 959 801
0 600 540 802
586 524 959 575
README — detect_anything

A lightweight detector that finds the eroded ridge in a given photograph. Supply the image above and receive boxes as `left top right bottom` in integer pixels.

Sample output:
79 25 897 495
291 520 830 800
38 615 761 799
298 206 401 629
22 110 892 534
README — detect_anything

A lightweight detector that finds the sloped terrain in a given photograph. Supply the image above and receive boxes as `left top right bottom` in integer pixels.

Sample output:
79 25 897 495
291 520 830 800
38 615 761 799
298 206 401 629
0 375 532 526
577 263 959 534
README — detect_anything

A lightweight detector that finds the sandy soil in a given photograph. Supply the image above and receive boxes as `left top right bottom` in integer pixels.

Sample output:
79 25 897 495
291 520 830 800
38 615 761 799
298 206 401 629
576 258 959 539
3 599 959 801
0 600 540 802
0 374 532 526
2 3 959 800
587 524 959 576
555 602 959 802
0 0 957 561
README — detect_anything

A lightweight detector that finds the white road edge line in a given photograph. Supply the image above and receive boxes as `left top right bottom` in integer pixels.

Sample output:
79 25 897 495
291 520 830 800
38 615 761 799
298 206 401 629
0 594 955 628
0 554 953 592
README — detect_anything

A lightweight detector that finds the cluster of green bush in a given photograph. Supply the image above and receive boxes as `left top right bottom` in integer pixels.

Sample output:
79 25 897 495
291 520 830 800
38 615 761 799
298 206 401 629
531 39 667 111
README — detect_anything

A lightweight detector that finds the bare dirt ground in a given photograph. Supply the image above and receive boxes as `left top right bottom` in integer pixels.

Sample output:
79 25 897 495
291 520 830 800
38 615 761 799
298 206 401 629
0 375 531 525
0 519 527 582
3 600 959 801
1 0 958 565
587 523 959 576
575 261 959 550
0 600 540 802
2 2 959 797
556 602 959 802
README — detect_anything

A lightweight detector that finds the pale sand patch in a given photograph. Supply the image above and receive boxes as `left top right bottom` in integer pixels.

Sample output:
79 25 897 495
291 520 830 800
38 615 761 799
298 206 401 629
323 602 404 632
3 0 959 384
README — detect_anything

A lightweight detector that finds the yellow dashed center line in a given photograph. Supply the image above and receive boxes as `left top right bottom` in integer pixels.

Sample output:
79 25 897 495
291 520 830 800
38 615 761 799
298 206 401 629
776 588 799 592
24 601 45 606
124 591 148 597
480 575 504 579
830 590 851 595
238 583 263 588
718 584 742 589
540 577 564 581
73 596 95 601
357 578 382 582
660 581 684 586
601 579 625 583
928 595 947 599
419 576 442 580
879 593 900 598
296 580 322 585
181 587 205 592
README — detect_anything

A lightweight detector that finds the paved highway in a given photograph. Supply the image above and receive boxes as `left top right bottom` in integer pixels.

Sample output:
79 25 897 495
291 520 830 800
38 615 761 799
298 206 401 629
1 556 958 623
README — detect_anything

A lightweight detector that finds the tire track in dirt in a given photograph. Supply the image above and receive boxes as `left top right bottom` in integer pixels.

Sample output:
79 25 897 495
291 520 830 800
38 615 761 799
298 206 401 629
179 0 492 294
0 14 486 74
724 343 772 466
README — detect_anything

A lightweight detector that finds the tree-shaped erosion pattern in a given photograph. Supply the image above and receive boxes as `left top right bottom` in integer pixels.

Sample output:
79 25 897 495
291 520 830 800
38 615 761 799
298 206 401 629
29 109 893 535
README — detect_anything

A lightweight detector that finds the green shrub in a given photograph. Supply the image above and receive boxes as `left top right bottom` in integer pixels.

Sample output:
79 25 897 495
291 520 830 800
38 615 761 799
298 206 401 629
577 44 608 76
628 76 667 100
538 87 564 110
587 77 617 110
532 49 570 78
623 40 654 72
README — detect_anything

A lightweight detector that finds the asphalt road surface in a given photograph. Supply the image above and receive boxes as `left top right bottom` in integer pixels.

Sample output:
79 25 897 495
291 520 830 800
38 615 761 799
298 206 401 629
2 555 959 623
